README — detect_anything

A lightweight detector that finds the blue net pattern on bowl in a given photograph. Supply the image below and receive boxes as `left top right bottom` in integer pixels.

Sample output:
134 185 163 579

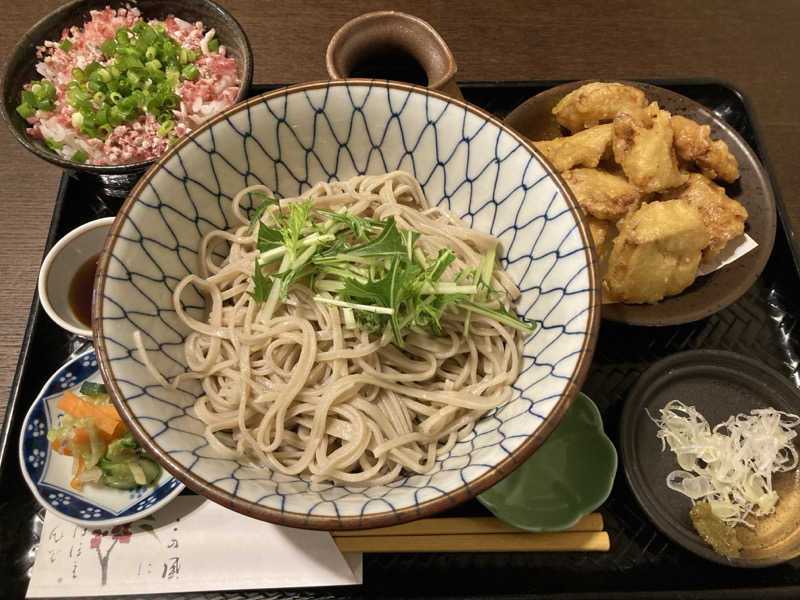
100 82 594 521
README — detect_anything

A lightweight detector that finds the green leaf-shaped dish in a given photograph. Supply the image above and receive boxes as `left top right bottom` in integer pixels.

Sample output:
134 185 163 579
478 392 617 531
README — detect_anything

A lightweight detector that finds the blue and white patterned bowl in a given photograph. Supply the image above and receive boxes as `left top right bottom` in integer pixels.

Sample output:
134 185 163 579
19 348 184 527
94 80 600 529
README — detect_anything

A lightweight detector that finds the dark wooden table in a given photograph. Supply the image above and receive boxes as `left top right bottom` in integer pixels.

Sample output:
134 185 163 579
2 0 799 424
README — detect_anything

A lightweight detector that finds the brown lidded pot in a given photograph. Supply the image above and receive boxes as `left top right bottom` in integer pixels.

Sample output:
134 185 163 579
325 10 464 102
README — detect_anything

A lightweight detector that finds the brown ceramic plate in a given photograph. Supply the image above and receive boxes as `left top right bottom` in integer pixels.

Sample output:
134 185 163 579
504 80 776 326
620 349 800 567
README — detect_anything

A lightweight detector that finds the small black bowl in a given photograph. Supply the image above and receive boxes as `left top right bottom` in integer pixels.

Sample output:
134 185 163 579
0 0 253 175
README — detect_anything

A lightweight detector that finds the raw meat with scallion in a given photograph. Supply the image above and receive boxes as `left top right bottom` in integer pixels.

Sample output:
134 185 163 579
17 6 239 165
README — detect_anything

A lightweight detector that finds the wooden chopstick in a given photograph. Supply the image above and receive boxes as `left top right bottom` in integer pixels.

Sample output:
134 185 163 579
333 531 610 553
333 513 603 537
331 513 609 553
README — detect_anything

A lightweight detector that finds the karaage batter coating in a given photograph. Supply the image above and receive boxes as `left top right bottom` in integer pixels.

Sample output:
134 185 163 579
562 167 642 221
670 115 740 183
604 199 709 304
612 102 688 193
660 173 748 261
552 82 647 132
533 123 613 172
587 214 613 264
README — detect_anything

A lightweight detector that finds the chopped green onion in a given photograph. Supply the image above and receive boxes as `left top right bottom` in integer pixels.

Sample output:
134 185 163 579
146 69 165 84
118 96 137 114
75 100 92 114
84 61 100 77
71 150 88 163
181 64 199 80
108 106 124 126
116 78 132 95
16 102 35 118
207 38 220 53
165 67 180 86
37 99 54 112
134 36 149 54
115 27 131 44
20 90 36 106
71 67 86 82
71 112 84 128
100 39 117 56
140 27 157 46
60 38 73 52
157 119 174 136
44 137 62 150
41 82 56 100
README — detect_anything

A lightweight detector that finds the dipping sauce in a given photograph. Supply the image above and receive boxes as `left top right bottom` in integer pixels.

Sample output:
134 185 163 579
348 48 429 86
68 253 99 328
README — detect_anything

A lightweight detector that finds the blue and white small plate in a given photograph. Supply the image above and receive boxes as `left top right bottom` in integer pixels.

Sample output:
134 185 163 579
19 347 184 526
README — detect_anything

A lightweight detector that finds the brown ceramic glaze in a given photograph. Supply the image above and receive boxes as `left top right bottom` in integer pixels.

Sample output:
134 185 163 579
326 11 463 101
504 80 777 327
0 0 253 175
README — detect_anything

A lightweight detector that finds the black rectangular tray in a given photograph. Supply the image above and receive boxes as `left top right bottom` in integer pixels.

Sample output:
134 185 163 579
2 80 800 600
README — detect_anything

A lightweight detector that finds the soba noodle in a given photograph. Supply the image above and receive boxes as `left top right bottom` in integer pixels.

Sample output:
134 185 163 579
159 171 529 485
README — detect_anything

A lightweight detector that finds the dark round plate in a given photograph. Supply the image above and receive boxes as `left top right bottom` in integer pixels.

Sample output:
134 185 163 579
620 349 800 567
504 80 777 326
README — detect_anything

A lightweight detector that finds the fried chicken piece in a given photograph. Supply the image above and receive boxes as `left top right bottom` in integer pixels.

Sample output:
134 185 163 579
660 173 748 261
670 115 740 183
552 82 647 132
533 124 613 172
604 199 708 304
586 214 613 264
562 168 642 221
612 102 688 193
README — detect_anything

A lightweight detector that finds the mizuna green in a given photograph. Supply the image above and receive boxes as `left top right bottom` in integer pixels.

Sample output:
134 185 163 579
245 197 538 346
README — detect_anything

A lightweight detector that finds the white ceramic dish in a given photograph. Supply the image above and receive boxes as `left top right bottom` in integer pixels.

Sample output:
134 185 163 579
19 347 184 527
37 216 114 337
94 80 601 530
